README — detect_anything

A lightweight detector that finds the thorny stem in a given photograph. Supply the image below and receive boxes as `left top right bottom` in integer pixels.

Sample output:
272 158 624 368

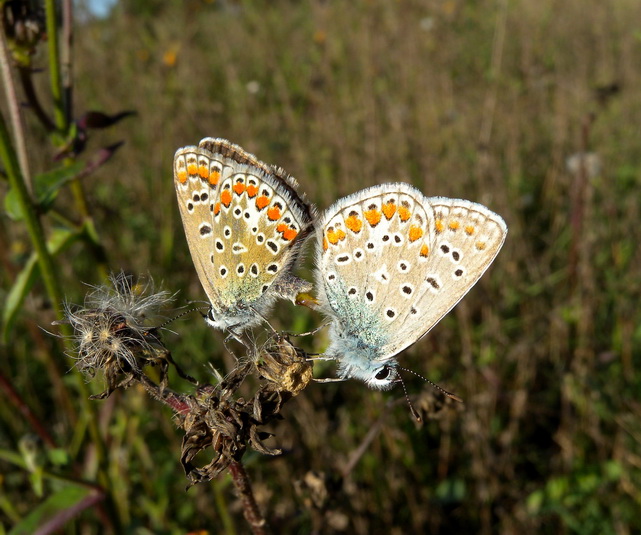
228 461 270 535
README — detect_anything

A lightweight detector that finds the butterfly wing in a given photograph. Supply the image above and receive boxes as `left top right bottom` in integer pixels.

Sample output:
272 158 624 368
174 142 224 310
316 183 507 362
174 139 313 329
384 195 507 357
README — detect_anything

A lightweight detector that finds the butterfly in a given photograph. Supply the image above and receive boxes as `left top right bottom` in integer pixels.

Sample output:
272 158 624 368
174 138 314 334
314 182 507 389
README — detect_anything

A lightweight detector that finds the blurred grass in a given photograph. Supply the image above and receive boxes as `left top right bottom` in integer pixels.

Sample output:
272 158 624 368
2 0 641 533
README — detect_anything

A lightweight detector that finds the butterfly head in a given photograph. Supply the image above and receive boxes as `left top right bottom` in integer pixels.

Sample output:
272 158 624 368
203 304 261 332
327 327 398 390
337 356 398 390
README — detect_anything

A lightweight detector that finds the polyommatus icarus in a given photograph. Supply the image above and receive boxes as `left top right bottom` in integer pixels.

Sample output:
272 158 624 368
315 183 507 389
174 138 314 334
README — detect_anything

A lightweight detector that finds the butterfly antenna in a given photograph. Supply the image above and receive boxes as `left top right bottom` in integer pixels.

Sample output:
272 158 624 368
156 305 210 329
397 371 422 422
398 366 464 403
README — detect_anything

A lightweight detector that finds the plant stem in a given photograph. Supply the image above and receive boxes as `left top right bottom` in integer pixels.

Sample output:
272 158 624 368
0 370 57 448
0 29 31 192
0 113 63 318
228 461 270 535
45 0 66 130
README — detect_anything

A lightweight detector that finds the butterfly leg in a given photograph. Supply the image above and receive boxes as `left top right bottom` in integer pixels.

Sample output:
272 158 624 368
306 354 336 362
248 306 278 335
283 322 330 338
313 377 347 383
223 329 253 357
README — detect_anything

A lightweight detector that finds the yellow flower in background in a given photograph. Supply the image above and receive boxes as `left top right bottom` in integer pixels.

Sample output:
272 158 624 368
163 42 181 67
442 0 456 16
313 29 327 45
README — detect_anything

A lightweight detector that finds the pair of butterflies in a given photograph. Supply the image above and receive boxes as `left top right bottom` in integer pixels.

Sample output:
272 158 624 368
174 138 507 389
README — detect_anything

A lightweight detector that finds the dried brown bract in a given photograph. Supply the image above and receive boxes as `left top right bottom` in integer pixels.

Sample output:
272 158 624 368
179 336 312 485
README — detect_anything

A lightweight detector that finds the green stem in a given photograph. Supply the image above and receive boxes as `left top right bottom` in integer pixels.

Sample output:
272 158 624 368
213 477 237 535
0 113 63 317
0 111 119 531
45 0 66 131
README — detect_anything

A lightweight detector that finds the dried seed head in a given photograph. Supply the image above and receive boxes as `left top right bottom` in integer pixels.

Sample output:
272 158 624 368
60 272 173 378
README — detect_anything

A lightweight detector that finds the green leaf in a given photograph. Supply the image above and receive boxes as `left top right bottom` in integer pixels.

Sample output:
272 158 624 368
47 449 70 468
434 478 466 503
3 187 23 221
2 227 79 343
34 162 85 213
8 484 101 535
526 489 544 514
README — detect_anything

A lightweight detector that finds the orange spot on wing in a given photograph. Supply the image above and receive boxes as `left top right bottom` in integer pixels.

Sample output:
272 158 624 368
408 226 424 242
198 165 209 179
177 170 188 184
420 244 429 257
256 196 269 210
282 228 298 241
233 182 245 195
435 219 444 233
364 209 382 227
382 202 396 220
208 169 220 186
187 163 198 175
246 184 258 198
476 241 487 250
326 228 346 245
449 220 460 230
323 238 329 250
220 190 232 207
276 223 288 233
465 225 475 235
398 206 411 221
267 206 281 221
345 215 363 233
213 202 221 215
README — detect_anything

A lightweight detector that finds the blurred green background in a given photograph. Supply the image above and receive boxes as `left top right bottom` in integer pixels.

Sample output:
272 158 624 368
2 0 641 533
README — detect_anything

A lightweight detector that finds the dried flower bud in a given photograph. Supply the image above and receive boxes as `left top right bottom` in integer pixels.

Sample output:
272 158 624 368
256 335 313 396
2 0 46 64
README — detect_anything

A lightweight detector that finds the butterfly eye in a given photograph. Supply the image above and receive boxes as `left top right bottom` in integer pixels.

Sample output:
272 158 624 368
375 367 391 380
